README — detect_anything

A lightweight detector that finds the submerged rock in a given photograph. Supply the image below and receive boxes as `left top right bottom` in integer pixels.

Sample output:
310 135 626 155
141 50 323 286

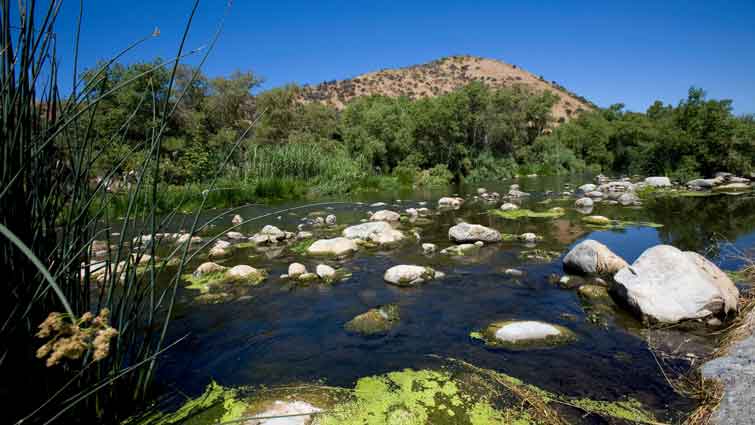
448 223 501 243
713 182 751 192
306 237 358 257
247 400 321 425
384 265 441 287
475 320 576 349
440 243 480 256
582 215 612 226
342 221 404 245
344 304 400 335
613 245 739 323
563 240 628 276
577 284 612 302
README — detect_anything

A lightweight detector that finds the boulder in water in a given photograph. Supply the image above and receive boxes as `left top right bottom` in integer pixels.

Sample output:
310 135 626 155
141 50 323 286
563 240 628 276
370 210 401 222
448 223 501 243
438 197 464 209
342 221 405 245
344 305 400 335
193 262 226 277
475 320 576 349
613 245 739 323
307 237 358 257
288 263 307 278
575 197 594 208
384 265 441 286
316 264 337 281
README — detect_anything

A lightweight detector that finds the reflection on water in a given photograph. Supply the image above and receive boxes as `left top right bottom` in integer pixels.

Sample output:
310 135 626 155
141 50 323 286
151 175 755 421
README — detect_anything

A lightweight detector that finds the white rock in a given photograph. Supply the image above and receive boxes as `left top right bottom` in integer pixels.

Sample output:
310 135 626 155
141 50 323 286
342 221 404 245
563 240 628 275
449 223 501 243
226 231 246 240
231 214 243 226
325 214 337 225
209 245 230 259
307 238 358 256
370 210 400 222
578 183 597 193
494 321 564 343
519 233 538 243
288 263 307 278
613 245 739 323
438 197 464 208
575 197 594 208
193 262 226 277
316 264 336 280
384 265 438 286
227 265 260 280
645 176 672 187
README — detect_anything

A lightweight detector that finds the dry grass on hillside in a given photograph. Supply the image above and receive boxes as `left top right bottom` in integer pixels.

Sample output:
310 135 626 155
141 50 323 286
298 55 594 123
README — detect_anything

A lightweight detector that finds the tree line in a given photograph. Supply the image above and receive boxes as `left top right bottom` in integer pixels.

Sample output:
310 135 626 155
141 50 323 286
86 60 754 194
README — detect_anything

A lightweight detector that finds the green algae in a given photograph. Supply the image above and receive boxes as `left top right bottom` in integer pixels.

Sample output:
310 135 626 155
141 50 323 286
183 271 228 292
127 381 246 425
581 217 663 230
490 208 565 220
568 397 659 424
315 369 505 425
130 364 662 425
290 238 314 254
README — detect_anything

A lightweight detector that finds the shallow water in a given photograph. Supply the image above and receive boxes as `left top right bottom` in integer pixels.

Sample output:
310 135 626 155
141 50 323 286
153 175 755 422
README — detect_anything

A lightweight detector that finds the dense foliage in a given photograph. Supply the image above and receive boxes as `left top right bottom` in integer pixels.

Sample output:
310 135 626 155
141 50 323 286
89 62 753 206
540 88 755 181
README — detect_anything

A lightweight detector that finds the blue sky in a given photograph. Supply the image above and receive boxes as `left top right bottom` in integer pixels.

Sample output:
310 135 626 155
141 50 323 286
53 0 755 113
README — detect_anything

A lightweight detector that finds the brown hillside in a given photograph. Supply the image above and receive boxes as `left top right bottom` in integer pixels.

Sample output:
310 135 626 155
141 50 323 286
298 55 594 122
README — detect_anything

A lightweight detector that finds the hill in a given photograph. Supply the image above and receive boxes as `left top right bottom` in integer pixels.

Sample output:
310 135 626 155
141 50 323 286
298 55 594 122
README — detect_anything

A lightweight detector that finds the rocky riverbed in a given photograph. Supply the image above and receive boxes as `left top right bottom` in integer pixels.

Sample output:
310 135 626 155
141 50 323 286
99 174 754 425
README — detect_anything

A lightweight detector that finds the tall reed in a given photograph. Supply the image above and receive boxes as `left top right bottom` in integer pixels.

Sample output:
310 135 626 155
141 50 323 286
0 1 239 423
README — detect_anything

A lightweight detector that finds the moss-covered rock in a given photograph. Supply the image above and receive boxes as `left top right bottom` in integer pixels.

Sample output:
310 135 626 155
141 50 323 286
473 320 576 350
577 284 612 302
344 304 400 335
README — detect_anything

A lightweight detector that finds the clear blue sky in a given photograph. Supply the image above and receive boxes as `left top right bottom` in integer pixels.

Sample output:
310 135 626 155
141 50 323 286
53 0 755 113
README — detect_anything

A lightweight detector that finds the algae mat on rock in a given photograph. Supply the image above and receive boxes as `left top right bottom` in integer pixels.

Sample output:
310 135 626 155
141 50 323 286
132 362 662 425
